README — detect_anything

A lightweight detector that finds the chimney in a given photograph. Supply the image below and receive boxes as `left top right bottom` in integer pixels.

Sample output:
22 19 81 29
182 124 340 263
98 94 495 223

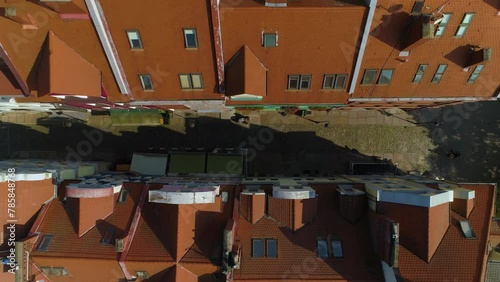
436 184 475 218
267 185 318 231
402 14 434 51
240 188 266 224
265 0 287 7
337 185 366 224
66 184 115 237
466 47 491 67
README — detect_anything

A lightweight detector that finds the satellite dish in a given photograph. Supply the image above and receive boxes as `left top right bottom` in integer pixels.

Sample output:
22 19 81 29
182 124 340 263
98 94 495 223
388 4 403 13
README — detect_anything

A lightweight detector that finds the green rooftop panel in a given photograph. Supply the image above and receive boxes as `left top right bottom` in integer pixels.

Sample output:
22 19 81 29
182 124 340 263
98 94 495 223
168 152 207 174
206 154 244 175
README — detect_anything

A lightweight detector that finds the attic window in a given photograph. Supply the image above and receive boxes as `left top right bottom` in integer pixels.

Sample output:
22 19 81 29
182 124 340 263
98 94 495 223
179 73 204 89
323 74 348 90
459 220 477 239
361 69 378 85
413 64 428 83
126 30 143 49
252 239 263 257
288 75 311 90
101 227 116 246
263 33 277 48
266 239 277 257
118 188 129 204
136 271 150 279
455 13 474 38
37 235 53 252
138 74 154 91
435 13 452 37
411 1 424 15
377 69 394 85
431 64 447 83
467 64 484 84
183 28 198 48
317 240 328 258
39 267 69 276
331 240 344 258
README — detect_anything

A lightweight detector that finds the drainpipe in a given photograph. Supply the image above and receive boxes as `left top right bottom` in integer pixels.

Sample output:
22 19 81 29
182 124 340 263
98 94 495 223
348 0 377 95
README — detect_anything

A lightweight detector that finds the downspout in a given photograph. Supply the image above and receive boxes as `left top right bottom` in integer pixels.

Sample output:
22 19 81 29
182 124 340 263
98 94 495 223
85 0 131 96
210 0 225 94
348 0 377 95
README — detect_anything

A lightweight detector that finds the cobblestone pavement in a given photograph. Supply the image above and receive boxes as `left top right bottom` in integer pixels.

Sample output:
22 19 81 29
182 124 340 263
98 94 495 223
0 108 434 174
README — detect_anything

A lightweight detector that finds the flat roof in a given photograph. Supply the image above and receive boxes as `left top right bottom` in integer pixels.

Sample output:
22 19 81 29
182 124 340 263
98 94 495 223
168 152 207 174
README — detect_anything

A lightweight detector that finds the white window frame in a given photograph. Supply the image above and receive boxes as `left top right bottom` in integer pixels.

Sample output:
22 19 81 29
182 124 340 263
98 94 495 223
361 69 379 85
455 13 474 38
467 64 484 84
435 13 452 37
299 75 311 90
138 74 154 91
323 74 347 89
431 64 447 83
413 64 428 83
183 28 198 48
263 33 277 47
126 30 143 49
179 73 204 90
288 75 300 90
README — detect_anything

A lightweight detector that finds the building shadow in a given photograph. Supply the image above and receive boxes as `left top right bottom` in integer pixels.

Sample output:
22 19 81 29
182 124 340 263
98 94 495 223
444 45 474 68
370 11 411 51
483 0 500 10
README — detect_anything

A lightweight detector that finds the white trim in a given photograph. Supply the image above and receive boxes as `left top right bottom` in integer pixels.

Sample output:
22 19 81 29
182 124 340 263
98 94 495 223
349 0 377 94
85 0 130 95
265 2 287 7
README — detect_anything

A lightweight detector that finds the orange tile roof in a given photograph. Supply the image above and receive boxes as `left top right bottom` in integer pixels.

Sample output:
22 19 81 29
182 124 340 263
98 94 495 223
221 4 366 106
0 0 122 100
354 1 500 99
234 184 383 281
98 0 223 101
31 182 143 259
397 184 496 281
225 45 267 97
37 31 102 97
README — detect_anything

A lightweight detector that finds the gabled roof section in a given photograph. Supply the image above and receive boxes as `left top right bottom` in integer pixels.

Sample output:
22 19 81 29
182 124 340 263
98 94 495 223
37 31 102 97
0 43 29 96
397 184 496 281
225 45 267 98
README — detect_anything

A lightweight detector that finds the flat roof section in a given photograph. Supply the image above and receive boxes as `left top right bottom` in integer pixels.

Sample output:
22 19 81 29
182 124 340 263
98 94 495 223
206 153 244 175
168 152 207 174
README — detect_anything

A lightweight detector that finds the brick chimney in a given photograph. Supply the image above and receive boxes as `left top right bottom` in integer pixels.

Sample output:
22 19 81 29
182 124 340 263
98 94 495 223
240 192 266 224
66 184 115 237
337 185 366 224
265 0 287 7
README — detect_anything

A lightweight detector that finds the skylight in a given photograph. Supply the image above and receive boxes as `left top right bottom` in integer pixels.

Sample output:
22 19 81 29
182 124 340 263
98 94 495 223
317 240 328 258
331 240 344 258
37 235 53 252
459 220 477 239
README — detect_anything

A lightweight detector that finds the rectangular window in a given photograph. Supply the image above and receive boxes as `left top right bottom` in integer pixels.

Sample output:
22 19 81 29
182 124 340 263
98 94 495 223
37 235 53 252
331 240 344 258
335 74 347 89
266 239 277 257
118 188 129 204
323 75 335 89
136 271 150 279
431 64 447 83
413 64 428 83
40 267 69 276
126 30 143 49
317 240 328 258
459 220 477 239
455 13 474 38
183 28 198 48
252 239 263 257
138 74 154 91
467 64 484 84
411 1 425 15
288 75 300 89
300 75 311 90
101 227 116 246
179 74 204 90
377 69 394 85
288 75 310 90
435 13 452 36
361 69 378 85
263 33 277 47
